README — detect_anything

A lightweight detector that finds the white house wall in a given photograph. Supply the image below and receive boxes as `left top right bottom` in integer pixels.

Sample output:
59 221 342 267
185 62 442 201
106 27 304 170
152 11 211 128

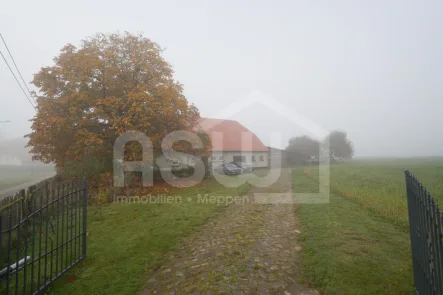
157 150 270 169
210 151 268 168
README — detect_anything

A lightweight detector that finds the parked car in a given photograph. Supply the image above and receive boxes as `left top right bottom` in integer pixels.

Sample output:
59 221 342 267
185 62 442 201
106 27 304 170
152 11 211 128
214 163 242 176
232 161 253 173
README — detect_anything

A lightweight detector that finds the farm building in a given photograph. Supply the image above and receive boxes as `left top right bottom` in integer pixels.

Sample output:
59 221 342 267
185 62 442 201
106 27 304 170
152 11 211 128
267 146 286 168
195 118 269 168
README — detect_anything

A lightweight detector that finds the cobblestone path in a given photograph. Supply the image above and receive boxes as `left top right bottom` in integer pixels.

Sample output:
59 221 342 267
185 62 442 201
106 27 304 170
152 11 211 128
141 169 318 295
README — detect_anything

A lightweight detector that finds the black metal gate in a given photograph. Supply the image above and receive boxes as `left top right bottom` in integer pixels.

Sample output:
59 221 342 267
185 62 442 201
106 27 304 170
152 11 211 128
0 179 87 294
405 170 443 295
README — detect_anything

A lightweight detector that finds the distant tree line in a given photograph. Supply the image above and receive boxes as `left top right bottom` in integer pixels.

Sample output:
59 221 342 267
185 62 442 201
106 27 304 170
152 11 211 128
285 131 354 165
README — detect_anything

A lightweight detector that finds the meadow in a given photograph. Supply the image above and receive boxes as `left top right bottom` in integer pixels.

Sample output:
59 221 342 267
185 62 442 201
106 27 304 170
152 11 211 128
0 165 55 190
2 159 440 294
295 157 443 294
306 157 443 228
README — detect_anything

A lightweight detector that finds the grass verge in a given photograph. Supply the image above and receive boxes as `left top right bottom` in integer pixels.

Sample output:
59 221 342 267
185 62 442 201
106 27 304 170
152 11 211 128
42 178 250 295
304 160 443 228
294 168 414 295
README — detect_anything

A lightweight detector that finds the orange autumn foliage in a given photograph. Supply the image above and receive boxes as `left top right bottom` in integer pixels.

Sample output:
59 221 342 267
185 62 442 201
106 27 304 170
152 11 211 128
26 32 207 170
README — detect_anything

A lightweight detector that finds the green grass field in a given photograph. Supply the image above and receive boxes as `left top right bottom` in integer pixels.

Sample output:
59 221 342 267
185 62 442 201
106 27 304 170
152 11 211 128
2 161 438 294
41 178 250 295
0 165 55 190
306 158 443 228
295 157 443 294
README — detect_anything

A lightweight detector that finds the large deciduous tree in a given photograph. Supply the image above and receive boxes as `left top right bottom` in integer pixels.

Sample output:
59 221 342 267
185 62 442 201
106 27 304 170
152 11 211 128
325 130 354 159
285 135 320 164
26 32 204 172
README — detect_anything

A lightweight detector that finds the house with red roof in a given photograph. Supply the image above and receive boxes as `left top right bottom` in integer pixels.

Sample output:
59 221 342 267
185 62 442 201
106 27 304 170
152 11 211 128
195 118 269 168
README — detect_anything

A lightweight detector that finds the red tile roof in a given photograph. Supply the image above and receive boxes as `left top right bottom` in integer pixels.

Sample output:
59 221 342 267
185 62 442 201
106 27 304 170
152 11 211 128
195 118 268 152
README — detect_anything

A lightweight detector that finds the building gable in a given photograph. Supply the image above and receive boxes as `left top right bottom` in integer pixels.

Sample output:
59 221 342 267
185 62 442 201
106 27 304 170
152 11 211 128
195 118 268 152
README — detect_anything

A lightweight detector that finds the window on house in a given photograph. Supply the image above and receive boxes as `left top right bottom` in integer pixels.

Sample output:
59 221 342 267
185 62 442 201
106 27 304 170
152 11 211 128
260 155 264 161
233 156 246 163
219 156 223 161
252 156 256 162
211 156 216 161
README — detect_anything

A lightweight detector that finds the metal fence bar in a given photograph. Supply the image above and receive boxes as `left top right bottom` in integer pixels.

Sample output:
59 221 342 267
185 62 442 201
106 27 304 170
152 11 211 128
424 187 433 294
43 182 49 287
73 181 77 267
37 190 43 291
49 185 54 283
406 173 419 292
82 178 87 257
405 170 443 295
60 184 65 274
30 197 36 294
437 207 443 293
14 208 21 295
431 196 442 295
77 182 81 265
22 189 29 295
64 183 69 274
417 180 426 293
6 214 12 294
55 184 60 278
0 178 87 294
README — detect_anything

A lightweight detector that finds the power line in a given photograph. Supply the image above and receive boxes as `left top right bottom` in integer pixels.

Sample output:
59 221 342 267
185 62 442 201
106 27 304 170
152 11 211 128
0 33 37 105
0 48 36 109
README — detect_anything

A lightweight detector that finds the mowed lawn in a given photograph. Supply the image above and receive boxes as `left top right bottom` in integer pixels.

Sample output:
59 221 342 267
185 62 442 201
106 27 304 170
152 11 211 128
294 168 414 295
294 158 443 294
46 178 250 295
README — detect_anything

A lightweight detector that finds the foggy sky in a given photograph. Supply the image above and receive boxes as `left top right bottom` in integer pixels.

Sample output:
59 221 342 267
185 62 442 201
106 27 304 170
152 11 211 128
1 0 442 158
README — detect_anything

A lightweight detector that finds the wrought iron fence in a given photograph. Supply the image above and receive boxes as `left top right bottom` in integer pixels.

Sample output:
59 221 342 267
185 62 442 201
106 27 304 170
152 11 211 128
0 179 87 295
405 170 443 295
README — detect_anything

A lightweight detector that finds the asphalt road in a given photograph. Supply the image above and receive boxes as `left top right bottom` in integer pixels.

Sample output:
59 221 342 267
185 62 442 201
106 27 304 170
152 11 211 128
0 174 55 200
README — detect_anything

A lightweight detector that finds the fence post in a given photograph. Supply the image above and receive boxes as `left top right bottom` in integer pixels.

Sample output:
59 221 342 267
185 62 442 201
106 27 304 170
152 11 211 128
19 189 26 221
0 214 3 270
82 178 87 257
26 185 35 214
405 170 419 292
